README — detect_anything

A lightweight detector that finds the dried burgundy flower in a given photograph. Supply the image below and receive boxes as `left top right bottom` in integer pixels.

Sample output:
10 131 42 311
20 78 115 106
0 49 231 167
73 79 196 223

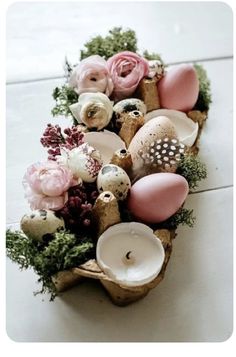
56 183 99 234
40 124 84 160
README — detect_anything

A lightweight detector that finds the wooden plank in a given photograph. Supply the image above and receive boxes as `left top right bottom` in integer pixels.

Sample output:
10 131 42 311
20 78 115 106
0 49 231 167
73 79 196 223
196 59 233 191
6 188 233 342
7 2 233 82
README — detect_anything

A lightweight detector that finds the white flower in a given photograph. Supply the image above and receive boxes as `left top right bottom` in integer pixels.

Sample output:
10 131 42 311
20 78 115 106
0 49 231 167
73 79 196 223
69 92 113 130
148 60 165 80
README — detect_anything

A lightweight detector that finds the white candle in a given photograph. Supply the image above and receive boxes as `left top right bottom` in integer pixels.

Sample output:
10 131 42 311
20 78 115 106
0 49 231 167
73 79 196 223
96 222 165 287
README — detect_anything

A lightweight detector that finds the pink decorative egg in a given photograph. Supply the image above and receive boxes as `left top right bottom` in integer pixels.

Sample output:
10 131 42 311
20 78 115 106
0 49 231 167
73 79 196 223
158 64 199 112
128 173 189 223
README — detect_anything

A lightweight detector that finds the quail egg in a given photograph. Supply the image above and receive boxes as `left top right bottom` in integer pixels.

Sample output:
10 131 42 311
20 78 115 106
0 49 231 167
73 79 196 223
97 164 131 200
20 209 65 242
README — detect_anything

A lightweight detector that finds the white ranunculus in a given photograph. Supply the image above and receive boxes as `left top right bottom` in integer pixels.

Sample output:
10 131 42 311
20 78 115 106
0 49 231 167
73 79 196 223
69 92 113 130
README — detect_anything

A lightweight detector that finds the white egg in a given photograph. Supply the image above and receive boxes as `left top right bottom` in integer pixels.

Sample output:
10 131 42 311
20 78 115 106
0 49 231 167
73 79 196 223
20 210 65 242
59 143 103 183
97 164 131 200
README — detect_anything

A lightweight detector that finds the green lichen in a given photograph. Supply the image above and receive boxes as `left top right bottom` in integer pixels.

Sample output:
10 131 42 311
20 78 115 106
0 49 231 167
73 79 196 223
142 50 165 65
194 64 212 111
80 27 138 60
157 208 196 230
6 230 39 269
177 154 207 190
6 229 95 300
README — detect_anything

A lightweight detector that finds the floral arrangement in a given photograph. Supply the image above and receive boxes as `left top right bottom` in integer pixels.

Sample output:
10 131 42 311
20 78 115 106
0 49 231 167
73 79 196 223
6 28 210 305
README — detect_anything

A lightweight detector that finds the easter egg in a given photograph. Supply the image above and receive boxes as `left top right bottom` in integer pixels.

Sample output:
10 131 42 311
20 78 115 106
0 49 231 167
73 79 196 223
20 209 65 242
59 143 103 183
128 116 177 170
97 164 131 200
127 173 189 223
158 64 199 112
113 98 147 116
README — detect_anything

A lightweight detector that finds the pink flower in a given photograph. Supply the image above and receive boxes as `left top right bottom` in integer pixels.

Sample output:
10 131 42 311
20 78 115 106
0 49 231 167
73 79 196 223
107 51 149 100
23 161 75 211
69 55 114 96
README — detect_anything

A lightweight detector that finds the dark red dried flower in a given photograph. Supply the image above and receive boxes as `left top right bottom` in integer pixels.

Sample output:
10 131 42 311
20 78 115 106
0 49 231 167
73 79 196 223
63 126 84 150
56 183 99 234
40 124 84 159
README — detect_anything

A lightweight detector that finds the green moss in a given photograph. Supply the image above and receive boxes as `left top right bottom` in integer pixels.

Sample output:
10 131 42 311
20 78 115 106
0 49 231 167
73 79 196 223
157 208 196 230
6 230 39 269
6 230 95 300
51 85 78 120
142 50 165 65
177 154 207 190
119 201 196 231
194 64 212 111
80 27 138 60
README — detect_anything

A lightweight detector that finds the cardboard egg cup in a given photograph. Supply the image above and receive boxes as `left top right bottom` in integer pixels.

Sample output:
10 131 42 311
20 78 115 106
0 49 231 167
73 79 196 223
51 107 207 306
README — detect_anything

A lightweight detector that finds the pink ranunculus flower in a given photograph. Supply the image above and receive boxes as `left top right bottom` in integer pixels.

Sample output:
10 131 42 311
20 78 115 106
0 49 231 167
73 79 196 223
69 55 114 96
23 161 75 211
107 51 149 100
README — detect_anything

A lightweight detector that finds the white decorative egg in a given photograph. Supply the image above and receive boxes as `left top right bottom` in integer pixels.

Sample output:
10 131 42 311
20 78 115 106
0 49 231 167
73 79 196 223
97 164 131 200
58 143 103 183
20 209 65 242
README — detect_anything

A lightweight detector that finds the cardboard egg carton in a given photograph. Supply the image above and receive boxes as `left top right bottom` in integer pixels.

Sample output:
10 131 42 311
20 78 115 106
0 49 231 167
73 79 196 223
51 110 207 306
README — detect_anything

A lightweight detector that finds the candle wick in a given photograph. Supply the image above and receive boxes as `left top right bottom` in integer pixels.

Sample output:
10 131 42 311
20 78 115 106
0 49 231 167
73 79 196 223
126 251 132 260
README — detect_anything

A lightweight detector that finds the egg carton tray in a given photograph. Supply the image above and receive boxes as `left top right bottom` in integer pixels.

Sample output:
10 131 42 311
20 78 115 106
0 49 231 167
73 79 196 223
51 110 207 306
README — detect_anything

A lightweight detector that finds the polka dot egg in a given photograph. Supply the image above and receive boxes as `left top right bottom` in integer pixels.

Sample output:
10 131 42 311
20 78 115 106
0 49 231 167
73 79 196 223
138 137 186 172
97 164 131 200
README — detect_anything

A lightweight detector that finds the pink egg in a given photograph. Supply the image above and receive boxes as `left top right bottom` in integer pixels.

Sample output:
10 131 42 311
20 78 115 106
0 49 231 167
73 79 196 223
158 64 199 112
128 173 189 223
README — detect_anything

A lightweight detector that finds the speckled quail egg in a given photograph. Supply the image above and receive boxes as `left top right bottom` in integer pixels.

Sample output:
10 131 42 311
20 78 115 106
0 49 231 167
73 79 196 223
113 98 147 129
20 209 65 242
97 164 131 200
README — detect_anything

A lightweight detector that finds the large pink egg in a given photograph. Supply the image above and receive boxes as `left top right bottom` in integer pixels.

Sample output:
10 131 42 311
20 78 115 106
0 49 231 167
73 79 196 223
128 173 189 223
158 64 199 112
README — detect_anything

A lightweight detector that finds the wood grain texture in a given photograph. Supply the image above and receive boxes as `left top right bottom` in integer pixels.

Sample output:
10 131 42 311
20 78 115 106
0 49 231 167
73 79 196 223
6 2 233 82
6 188 233 341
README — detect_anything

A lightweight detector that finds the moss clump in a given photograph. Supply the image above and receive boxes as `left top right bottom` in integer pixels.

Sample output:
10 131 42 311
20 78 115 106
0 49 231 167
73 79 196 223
156 208 196 230
6 230 95 300
80 27 138 60
177 154 207 190
6 230 39 269
142 50 165 65
51 85 78 120
194 64 212 111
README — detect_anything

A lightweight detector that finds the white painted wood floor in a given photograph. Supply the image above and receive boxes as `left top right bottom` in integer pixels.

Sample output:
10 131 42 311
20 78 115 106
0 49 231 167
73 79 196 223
6 2 233 342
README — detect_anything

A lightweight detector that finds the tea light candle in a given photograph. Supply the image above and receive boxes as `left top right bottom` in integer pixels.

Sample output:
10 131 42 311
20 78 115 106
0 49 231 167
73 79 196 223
96 222 165 287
